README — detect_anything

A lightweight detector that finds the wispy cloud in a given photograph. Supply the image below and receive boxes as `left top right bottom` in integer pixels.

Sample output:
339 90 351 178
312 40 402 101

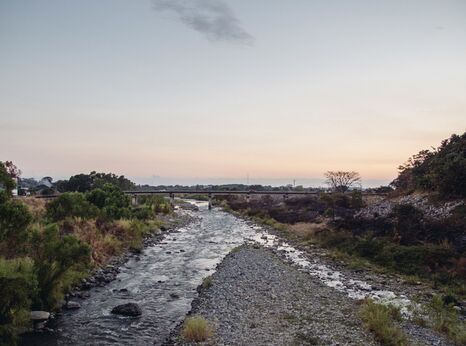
153 0 254 45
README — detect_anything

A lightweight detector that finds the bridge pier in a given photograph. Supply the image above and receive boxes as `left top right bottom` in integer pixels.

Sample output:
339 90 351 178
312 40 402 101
131 195 138 206
246 193 250 204
208 193 212 210
169 193 175 206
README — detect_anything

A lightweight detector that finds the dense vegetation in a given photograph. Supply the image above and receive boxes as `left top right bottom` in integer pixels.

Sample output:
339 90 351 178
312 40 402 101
221 134 466 297
55 171 135 193
0 162 172 345
391 132 466 198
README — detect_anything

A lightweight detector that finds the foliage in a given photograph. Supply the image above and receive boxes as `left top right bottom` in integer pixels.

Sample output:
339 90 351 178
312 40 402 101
0 198 32 256
325 171 361 192
138 195 172 214
57 171 135 193
0 161 20 196
427 295 466 344
182 315 214 342
391 204 424 245
29 224 90 309
86 184 131 220
46 192 99 221
313 228 461 283
391 132 466 198
359 299 408 346
0 257 37 345
202 275 213 289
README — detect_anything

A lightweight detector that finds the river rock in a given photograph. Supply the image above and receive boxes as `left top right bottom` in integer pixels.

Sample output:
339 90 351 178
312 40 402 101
66 301 81 309
30 311 50 321
111 303 142 316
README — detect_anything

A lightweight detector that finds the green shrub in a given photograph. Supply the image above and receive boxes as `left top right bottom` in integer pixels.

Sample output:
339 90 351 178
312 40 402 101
359 299 408 346
0 199 32 256
428 295 466 344
131 206 153 220
29 224 90 309
0 257 37 345
46 192 98 221
202 275 213 289
87 184 131 220
139 195 172 214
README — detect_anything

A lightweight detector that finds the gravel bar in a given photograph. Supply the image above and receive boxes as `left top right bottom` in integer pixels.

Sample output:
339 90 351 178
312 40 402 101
169 245 378 345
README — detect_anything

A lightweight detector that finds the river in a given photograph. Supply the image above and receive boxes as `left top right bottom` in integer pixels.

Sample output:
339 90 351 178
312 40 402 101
22 201 261 345
22 200 413 345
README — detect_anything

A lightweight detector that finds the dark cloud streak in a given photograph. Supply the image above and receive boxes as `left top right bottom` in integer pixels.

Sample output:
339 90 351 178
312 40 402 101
153 0 254 45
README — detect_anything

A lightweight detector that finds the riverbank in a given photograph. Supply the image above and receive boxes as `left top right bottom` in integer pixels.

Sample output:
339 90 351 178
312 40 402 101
170 242 456 345
19 201 268 345
19 208 196 344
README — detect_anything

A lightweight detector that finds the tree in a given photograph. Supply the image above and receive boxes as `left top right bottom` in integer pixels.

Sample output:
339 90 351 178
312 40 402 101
391 132 466 198
57 172 135 192
0 161 20 196
324 171 361 193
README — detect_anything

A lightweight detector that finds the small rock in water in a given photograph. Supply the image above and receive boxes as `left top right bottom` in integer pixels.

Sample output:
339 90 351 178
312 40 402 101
30 311 50 321
66 301 81 309
170 293 180 299
111 303 142 317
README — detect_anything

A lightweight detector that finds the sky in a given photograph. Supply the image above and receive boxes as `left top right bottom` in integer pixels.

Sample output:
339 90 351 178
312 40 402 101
1 0 465 187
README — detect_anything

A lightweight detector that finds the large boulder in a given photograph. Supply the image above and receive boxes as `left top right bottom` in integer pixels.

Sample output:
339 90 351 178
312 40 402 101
111 303 142 317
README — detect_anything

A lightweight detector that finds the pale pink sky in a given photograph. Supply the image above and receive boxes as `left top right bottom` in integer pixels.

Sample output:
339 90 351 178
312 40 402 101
1 0 465 186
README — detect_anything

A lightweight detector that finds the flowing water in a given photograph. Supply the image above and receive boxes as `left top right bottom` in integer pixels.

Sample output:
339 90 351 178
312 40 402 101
22 200 412 345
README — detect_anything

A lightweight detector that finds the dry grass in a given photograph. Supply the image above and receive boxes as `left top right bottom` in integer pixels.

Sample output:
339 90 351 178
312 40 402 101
20 197 47 220
289 222 328 241
182 315 214 342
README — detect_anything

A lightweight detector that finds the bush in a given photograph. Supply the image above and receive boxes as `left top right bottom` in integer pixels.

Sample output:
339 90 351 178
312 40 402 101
391 204 424 245
0 199 32 256
0 257 37 345
182 315 213 342
131 206 153 220
46 192 98 221
202 275 213 289
359 300 408 346
428 295 466 344
87 184 131 220
139 195 172 214
29 224 90 309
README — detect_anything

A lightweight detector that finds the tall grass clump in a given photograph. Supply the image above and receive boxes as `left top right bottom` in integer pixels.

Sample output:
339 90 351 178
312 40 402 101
182 315 214 342
359 299 408 346
427 295 466 345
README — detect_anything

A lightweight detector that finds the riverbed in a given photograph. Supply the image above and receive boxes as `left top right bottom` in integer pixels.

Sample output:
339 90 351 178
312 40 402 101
22 200 434 345
23 201 262 345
